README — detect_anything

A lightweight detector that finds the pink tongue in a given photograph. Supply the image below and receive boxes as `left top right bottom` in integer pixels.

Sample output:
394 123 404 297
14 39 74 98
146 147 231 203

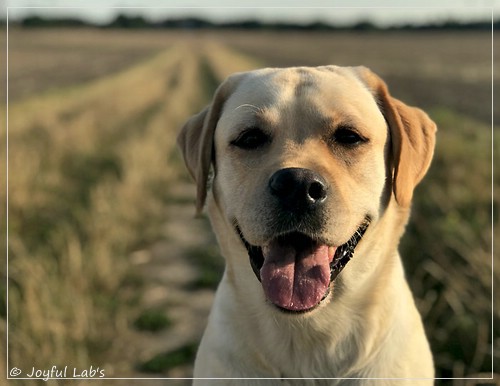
260 239 336 312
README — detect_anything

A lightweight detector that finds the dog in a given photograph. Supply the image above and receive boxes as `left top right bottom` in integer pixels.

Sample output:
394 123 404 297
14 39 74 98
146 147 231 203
178 65 436 385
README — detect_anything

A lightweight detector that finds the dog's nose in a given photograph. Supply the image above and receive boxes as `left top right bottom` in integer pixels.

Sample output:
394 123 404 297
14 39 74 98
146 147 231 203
269 168 328 209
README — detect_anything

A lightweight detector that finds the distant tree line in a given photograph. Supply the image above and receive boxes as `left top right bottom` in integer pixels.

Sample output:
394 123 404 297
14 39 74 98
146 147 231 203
14 14 499 31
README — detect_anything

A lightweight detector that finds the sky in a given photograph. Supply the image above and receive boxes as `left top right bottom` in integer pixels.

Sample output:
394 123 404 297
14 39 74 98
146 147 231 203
3 0 500 26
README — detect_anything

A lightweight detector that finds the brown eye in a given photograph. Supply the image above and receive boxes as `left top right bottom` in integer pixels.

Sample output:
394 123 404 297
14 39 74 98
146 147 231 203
333 127 366 146
231 128 270 150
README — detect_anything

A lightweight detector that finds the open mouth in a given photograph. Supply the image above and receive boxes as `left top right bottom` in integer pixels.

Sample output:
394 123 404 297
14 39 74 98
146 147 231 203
236 220 370 313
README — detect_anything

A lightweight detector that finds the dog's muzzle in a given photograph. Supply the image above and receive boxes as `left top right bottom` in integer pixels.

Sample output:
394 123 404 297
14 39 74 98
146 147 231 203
235 167 370 313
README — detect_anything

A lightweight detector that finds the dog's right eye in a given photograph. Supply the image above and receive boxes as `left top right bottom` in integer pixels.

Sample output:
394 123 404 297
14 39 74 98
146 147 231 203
231 128 270 150
332 127 366 146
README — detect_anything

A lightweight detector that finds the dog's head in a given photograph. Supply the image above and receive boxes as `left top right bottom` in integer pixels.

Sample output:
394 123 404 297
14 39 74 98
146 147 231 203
178 66 436 313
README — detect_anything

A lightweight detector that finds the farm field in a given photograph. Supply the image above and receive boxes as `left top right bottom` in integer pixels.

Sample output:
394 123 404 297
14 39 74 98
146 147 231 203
2 28 499 385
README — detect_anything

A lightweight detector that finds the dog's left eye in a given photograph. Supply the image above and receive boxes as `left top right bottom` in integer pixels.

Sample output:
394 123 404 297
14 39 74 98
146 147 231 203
231 128 270 150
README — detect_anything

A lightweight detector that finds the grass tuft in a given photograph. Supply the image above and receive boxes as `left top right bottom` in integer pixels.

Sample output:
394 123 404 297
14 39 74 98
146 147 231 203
138 343 198 373
133 310 172 332
185 245 225 290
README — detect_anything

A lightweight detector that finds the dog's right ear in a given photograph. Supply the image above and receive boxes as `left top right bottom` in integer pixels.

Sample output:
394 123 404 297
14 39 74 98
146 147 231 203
177 74 241 214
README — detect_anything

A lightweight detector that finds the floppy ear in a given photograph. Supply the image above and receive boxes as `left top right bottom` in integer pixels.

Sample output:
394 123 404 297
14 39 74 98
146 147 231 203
177 75 240 214
354 67 437 208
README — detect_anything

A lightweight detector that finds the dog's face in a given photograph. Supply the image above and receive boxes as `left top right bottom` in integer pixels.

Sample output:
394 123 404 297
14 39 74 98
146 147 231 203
178 66 436 314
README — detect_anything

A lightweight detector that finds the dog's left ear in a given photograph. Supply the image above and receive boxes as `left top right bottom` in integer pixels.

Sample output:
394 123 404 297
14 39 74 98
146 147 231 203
177 74 242 214
354 67 437 208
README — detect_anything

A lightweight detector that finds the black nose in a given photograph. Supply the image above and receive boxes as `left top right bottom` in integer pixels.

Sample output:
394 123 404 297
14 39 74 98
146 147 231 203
268 168 328 210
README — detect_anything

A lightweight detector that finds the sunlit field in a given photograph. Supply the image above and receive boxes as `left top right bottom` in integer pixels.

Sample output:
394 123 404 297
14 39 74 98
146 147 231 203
2 28 498 385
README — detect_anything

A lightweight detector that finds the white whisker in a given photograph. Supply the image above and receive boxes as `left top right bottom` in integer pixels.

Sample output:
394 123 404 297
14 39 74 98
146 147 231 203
234 103 262 113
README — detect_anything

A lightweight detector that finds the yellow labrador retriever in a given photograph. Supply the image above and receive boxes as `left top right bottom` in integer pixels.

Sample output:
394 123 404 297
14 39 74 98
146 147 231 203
178 65 436 385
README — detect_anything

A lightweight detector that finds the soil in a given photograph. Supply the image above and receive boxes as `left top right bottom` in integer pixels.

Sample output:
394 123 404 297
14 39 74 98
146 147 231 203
106 183 217 386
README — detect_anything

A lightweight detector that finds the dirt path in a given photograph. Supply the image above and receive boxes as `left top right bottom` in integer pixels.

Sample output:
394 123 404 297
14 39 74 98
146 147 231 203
105 183 216 385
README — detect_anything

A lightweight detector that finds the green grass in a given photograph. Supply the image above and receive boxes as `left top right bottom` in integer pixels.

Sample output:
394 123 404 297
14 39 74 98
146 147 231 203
138 343 198 373
185 244 225 290
133 309 173 332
